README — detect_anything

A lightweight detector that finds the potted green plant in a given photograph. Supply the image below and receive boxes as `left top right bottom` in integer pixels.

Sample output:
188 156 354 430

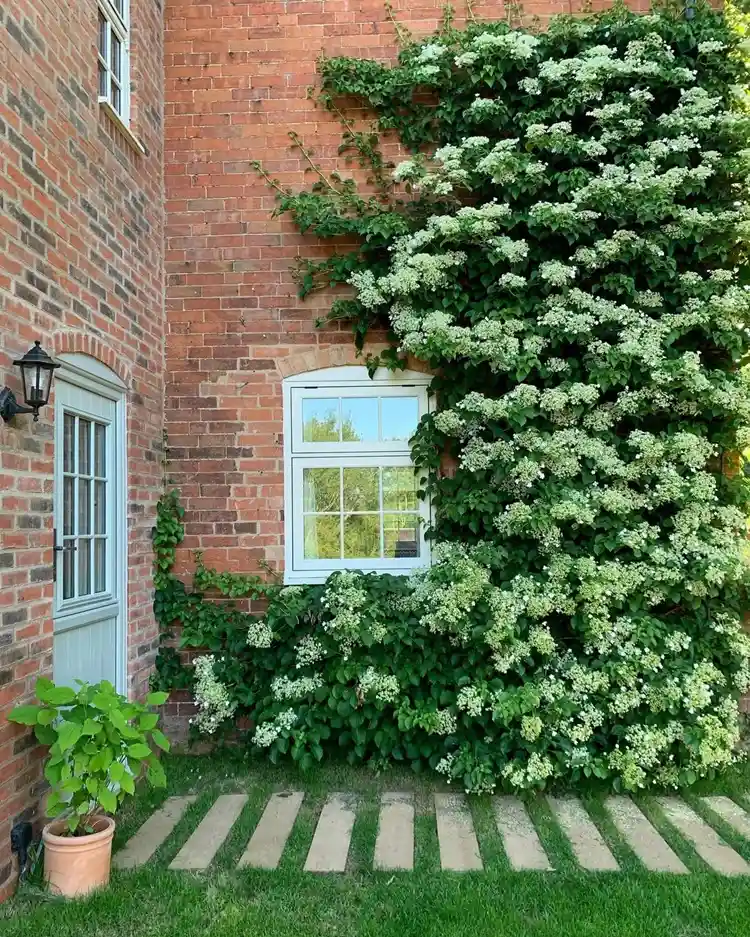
8 677 170 897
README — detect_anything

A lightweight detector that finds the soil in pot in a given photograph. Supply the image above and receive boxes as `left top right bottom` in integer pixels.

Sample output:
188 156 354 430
42 815 116 897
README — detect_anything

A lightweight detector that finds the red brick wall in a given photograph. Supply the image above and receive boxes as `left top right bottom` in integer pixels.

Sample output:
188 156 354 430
0 0 165 899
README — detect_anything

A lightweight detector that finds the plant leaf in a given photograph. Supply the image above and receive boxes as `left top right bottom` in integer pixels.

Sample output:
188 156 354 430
150 729 170 753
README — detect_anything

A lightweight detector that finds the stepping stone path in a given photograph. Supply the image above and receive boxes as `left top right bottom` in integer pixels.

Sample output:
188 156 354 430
115 792 750 877
657 797 750 876
374 792 414 871
604 797 687 874
548 796 619 871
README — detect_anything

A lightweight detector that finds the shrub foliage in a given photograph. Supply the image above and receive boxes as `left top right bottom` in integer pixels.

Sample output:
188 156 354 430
155 5 750 792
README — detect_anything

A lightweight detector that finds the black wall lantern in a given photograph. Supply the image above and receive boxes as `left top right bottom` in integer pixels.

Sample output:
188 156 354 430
1 341 60 423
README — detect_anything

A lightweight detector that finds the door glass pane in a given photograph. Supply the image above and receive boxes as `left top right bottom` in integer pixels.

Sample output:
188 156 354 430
63 414 75 472
342 467 379 512
94 539 106 593
95 423 106 476
78 420 91 475
63 477 74 535
343 514 381 559
381 397 419 441
78 479 91 534
303 515 340 559
384 513 420 558
341 398 378 442
62 544 75 600
94 481 106 534
303 468 340 513
302 399 340 442
382 467 418 511
78 539 91 596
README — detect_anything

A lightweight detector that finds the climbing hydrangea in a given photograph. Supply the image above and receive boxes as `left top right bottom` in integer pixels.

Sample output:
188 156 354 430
172 8 750 794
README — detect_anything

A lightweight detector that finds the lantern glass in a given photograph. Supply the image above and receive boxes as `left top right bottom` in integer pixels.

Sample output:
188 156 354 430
21 361 53 406
12 341 59 415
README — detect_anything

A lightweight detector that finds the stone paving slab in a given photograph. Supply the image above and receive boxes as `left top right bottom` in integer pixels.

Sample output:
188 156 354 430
115 795 197 870
374 792 414 871
435 793 483 871
702 796 750 841
169 793 248 871
605 797 687 874
493 796 552 871
657 797 750 876
238 791 304 870
547 797 619 871
304 793 357 873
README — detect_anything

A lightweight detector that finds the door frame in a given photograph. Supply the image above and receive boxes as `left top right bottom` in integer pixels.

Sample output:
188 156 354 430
53 353 128 693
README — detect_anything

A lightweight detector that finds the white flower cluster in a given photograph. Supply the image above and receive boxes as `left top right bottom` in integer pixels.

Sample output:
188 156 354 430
252 709 297 748
247 618 273 648
192 655 237 735
358 667 400 704
271 674 324 701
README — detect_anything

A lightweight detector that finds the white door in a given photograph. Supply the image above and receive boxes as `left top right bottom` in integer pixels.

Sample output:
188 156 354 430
53 363 126 692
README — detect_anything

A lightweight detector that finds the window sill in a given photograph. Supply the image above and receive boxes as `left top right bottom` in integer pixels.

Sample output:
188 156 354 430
99 100 146 156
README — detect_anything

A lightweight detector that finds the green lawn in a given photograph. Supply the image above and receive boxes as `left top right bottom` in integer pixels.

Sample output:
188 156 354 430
4 753 750 937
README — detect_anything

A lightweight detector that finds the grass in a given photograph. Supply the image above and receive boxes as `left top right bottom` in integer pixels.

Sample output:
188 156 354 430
3 753 750 937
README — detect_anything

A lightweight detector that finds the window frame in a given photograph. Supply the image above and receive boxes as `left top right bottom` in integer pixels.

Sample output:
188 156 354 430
97 0 130 125
283 366 432 584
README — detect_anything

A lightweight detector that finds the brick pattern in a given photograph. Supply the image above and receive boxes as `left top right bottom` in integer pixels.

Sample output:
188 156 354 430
0 0 165 897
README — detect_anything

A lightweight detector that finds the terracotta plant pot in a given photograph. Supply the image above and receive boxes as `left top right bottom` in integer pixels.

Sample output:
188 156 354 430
42 815 115 897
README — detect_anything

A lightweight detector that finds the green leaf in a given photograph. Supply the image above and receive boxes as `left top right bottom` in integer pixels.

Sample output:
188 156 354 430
56 721 83 752
7 705 43 725
36 681 76 706
127 743 152 759
138 712 159 731
81 718 102 736
98 787 118 814
147 760 166 788
109 761 125 783
150 729 170 753
146 691 169 706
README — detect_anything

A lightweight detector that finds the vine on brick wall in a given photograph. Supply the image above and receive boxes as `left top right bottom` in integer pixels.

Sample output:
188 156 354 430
153 3 750 793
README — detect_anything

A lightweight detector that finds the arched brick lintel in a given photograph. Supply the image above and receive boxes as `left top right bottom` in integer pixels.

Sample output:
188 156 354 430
275 343 433 379
51 331 132 387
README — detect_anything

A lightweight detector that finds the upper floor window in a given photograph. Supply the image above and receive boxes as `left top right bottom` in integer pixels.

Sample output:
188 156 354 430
98 0 130 124
283 367 431 584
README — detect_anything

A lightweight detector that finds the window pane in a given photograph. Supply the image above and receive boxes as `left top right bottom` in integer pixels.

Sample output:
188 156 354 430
382 467 418 512
63 544 75 600
94 481 106 534
99 63 108 98
343 467 379 512
113 0 125 18
303 468 340 513
78 539 91 596
78 419 91 475
63 414 75 472
303 515 340 559
112 34 121 80
381 397 419 442
384 513 420 559
112 81 121 114
343 514 381 559
98 12 107 56
94 539 106 593
341 397 378 442
63 476 74 536
78 478 91 534
302 399 339 442
95 423 106 476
